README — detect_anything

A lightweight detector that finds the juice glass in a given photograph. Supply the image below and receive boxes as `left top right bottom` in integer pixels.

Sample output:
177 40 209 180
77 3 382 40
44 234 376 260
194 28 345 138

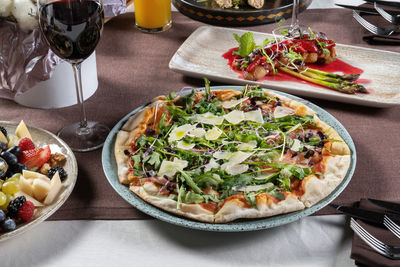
134 0 172 33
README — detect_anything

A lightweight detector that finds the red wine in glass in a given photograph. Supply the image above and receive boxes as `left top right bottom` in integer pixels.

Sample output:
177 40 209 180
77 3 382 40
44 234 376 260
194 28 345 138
39 0 110 152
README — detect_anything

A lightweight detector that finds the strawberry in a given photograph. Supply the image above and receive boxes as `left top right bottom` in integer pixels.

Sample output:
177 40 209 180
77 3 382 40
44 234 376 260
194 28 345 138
19 145 51 169
17 201 35 222
18 138 35 152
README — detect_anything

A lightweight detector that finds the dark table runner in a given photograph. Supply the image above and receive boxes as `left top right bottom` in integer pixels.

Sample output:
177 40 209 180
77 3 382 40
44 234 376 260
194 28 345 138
0 9 399 220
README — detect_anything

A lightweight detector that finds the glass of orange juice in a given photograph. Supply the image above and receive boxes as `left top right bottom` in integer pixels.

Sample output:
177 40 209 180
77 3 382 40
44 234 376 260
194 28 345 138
134 0 172 33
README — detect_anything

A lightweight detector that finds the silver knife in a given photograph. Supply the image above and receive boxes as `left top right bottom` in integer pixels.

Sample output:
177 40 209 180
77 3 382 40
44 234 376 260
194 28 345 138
335 3 380 15
329 203 400 224
363 0 400 8
367 198 400 214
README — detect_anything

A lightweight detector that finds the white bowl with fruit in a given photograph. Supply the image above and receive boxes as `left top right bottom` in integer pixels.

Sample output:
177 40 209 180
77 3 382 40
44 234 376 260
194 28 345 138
0 120 77 241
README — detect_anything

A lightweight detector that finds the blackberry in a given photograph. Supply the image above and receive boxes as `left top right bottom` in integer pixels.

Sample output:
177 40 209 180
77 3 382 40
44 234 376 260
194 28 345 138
7 196 26 217
0 126 7 138
48 166 68 181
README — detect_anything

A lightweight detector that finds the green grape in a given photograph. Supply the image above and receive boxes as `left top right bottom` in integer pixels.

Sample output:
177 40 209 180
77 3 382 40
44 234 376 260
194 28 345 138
6 173 21 183
0 192 6 206
0 180 3 190
0 194 11 211
2 181 19 195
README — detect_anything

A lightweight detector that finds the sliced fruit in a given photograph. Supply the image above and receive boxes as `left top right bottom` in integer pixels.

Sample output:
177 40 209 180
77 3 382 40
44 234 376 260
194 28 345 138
14 191 44 207
0 131 7 144
15 120 32 140
20 146 51 169
44 172 62 205
19 176 34 196
32 179 51 202
7 134 19 149
22 169 51 182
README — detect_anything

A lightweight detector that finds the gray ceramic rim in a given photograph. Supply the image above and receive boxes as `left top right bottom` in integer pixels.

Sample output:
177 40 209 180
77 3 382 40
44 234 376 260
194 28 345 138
0 121 78 241
102 86 356 232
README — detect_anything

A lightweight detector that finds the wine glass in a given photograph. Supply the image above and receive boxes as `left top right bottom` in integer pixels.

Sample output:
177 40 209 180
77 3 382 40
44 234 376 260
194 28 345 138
273 0 304 38
38 0 110 152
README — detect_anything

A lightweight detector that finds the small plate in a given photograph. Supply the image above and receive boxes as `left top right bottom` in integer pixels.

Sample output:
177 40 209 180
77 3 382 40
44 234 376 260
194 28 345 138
0 121 78 242
102 86 356 232
173 0 312 26
169 26 400 107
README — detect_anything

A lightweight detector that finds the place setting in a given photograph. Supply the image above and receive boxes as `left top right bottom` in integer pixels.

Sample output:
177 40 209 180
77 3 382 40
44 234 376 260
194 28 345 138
0 0 399 266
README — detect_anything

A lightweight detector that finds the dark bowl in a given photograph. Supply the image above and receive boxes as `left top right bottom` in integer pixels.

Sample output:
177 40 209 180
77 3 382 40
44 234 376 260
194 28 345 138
173 0 313 26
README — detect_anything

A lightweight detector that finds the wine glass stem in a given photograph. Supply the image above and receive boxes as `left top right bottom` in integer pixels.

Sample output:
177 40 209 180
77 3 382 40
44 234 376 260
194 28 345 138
71 63 90 135
291 0 299 28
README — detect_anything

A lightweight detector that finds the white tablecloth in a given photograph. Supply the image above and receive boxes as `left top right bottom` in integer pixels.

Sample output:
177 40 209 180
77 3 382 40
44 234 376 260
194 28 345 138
2 215 354 267
1 1 363 266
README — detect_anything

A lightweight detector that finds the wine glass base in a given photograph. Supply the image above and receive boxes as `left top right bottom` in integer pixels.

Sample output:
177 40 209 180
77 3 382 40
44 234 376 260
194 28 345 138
272 24 309 38
57 121 110 152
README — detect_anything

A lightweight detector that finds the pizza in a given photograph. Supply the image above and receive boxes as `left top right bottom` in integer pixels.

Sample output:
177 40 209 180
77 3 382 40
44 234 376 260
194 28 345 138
114 84 351 223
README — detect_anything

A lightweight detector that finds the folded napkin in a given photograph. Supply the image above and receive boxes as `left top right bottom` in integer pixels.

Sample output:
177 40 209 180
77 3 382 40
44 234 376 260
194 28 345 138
351 199 400 267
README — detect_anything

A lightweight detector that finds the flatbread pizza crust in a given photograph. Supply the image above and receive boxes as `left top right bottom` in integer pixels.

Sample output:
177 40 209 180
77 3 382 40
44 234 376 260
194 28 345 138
115 88 352 223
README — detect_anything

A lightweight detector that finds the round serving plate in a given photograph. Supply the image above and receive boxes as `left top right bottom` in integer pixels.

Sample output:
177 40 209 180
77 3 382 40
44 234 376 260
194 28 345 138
0 121 78 241
102 86 356 232
173 0 312 26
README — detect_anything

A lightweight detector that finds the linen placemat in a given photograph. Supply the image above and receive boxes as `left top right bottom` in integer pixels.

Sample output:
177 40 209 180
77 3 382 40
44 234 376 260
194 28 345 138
0 9 399 220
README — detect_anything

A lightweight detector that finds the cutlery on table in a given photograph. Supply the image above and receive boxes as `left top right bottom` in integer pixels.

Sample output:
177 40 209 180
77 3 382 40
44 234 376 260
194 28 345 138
375 3 400 25
363 34 400 44
328 203 400 224
367 198 400 214
384 215 400 239
350 218 400 259
363 0 400 9
353 10 400 35
336 3 381 15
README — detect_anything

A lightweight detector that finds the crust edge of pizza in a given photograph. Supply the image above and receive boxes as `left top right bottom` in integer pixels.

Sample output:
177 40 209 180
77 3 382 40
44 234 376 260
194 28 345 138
114 88 353 223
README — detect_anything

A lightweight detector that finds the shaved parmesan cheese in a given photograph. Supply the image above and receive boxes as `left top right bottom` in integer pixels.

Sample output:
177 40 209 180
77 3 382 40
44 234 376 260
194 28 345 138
224 110 245 125
213 151 233 160
157 158 188 177
221 97 249 109
205 127 223 141
227 151 254 167
244 109 264 124
188 128 206 138
287 123 302 134
195 112 224 125
204 159 220 172
235 183 274 192
176 141 195 150
168 124 195 142
225 164 249 175
236 140 258 151
254 173 277 180
290 139 303 152
273 106 295 118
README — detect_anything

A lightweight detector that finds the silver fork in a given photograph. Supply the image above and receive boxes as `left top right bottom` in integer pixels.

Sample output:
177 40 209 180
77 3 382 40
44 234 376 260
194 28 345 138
350 218 400 259
384 215 400 239
353 10 400 36
375 3 400 25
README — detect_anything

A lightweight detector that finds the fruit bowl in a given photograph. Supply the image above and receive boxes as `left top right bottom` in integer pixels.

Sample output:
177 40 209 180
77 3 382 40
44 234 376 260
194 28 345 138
0 121 77 242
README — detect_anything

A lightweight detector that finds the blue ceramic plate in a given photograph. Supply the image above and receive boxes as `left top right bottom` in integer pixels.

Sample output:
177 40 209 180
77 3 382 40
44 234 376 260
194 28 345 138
102 86 356 232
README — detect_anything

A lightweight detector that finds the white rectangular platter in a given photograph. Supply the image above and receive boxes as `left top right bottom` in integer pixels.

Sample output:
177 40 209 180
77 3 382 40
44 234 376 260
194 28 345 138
169 26 400 107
